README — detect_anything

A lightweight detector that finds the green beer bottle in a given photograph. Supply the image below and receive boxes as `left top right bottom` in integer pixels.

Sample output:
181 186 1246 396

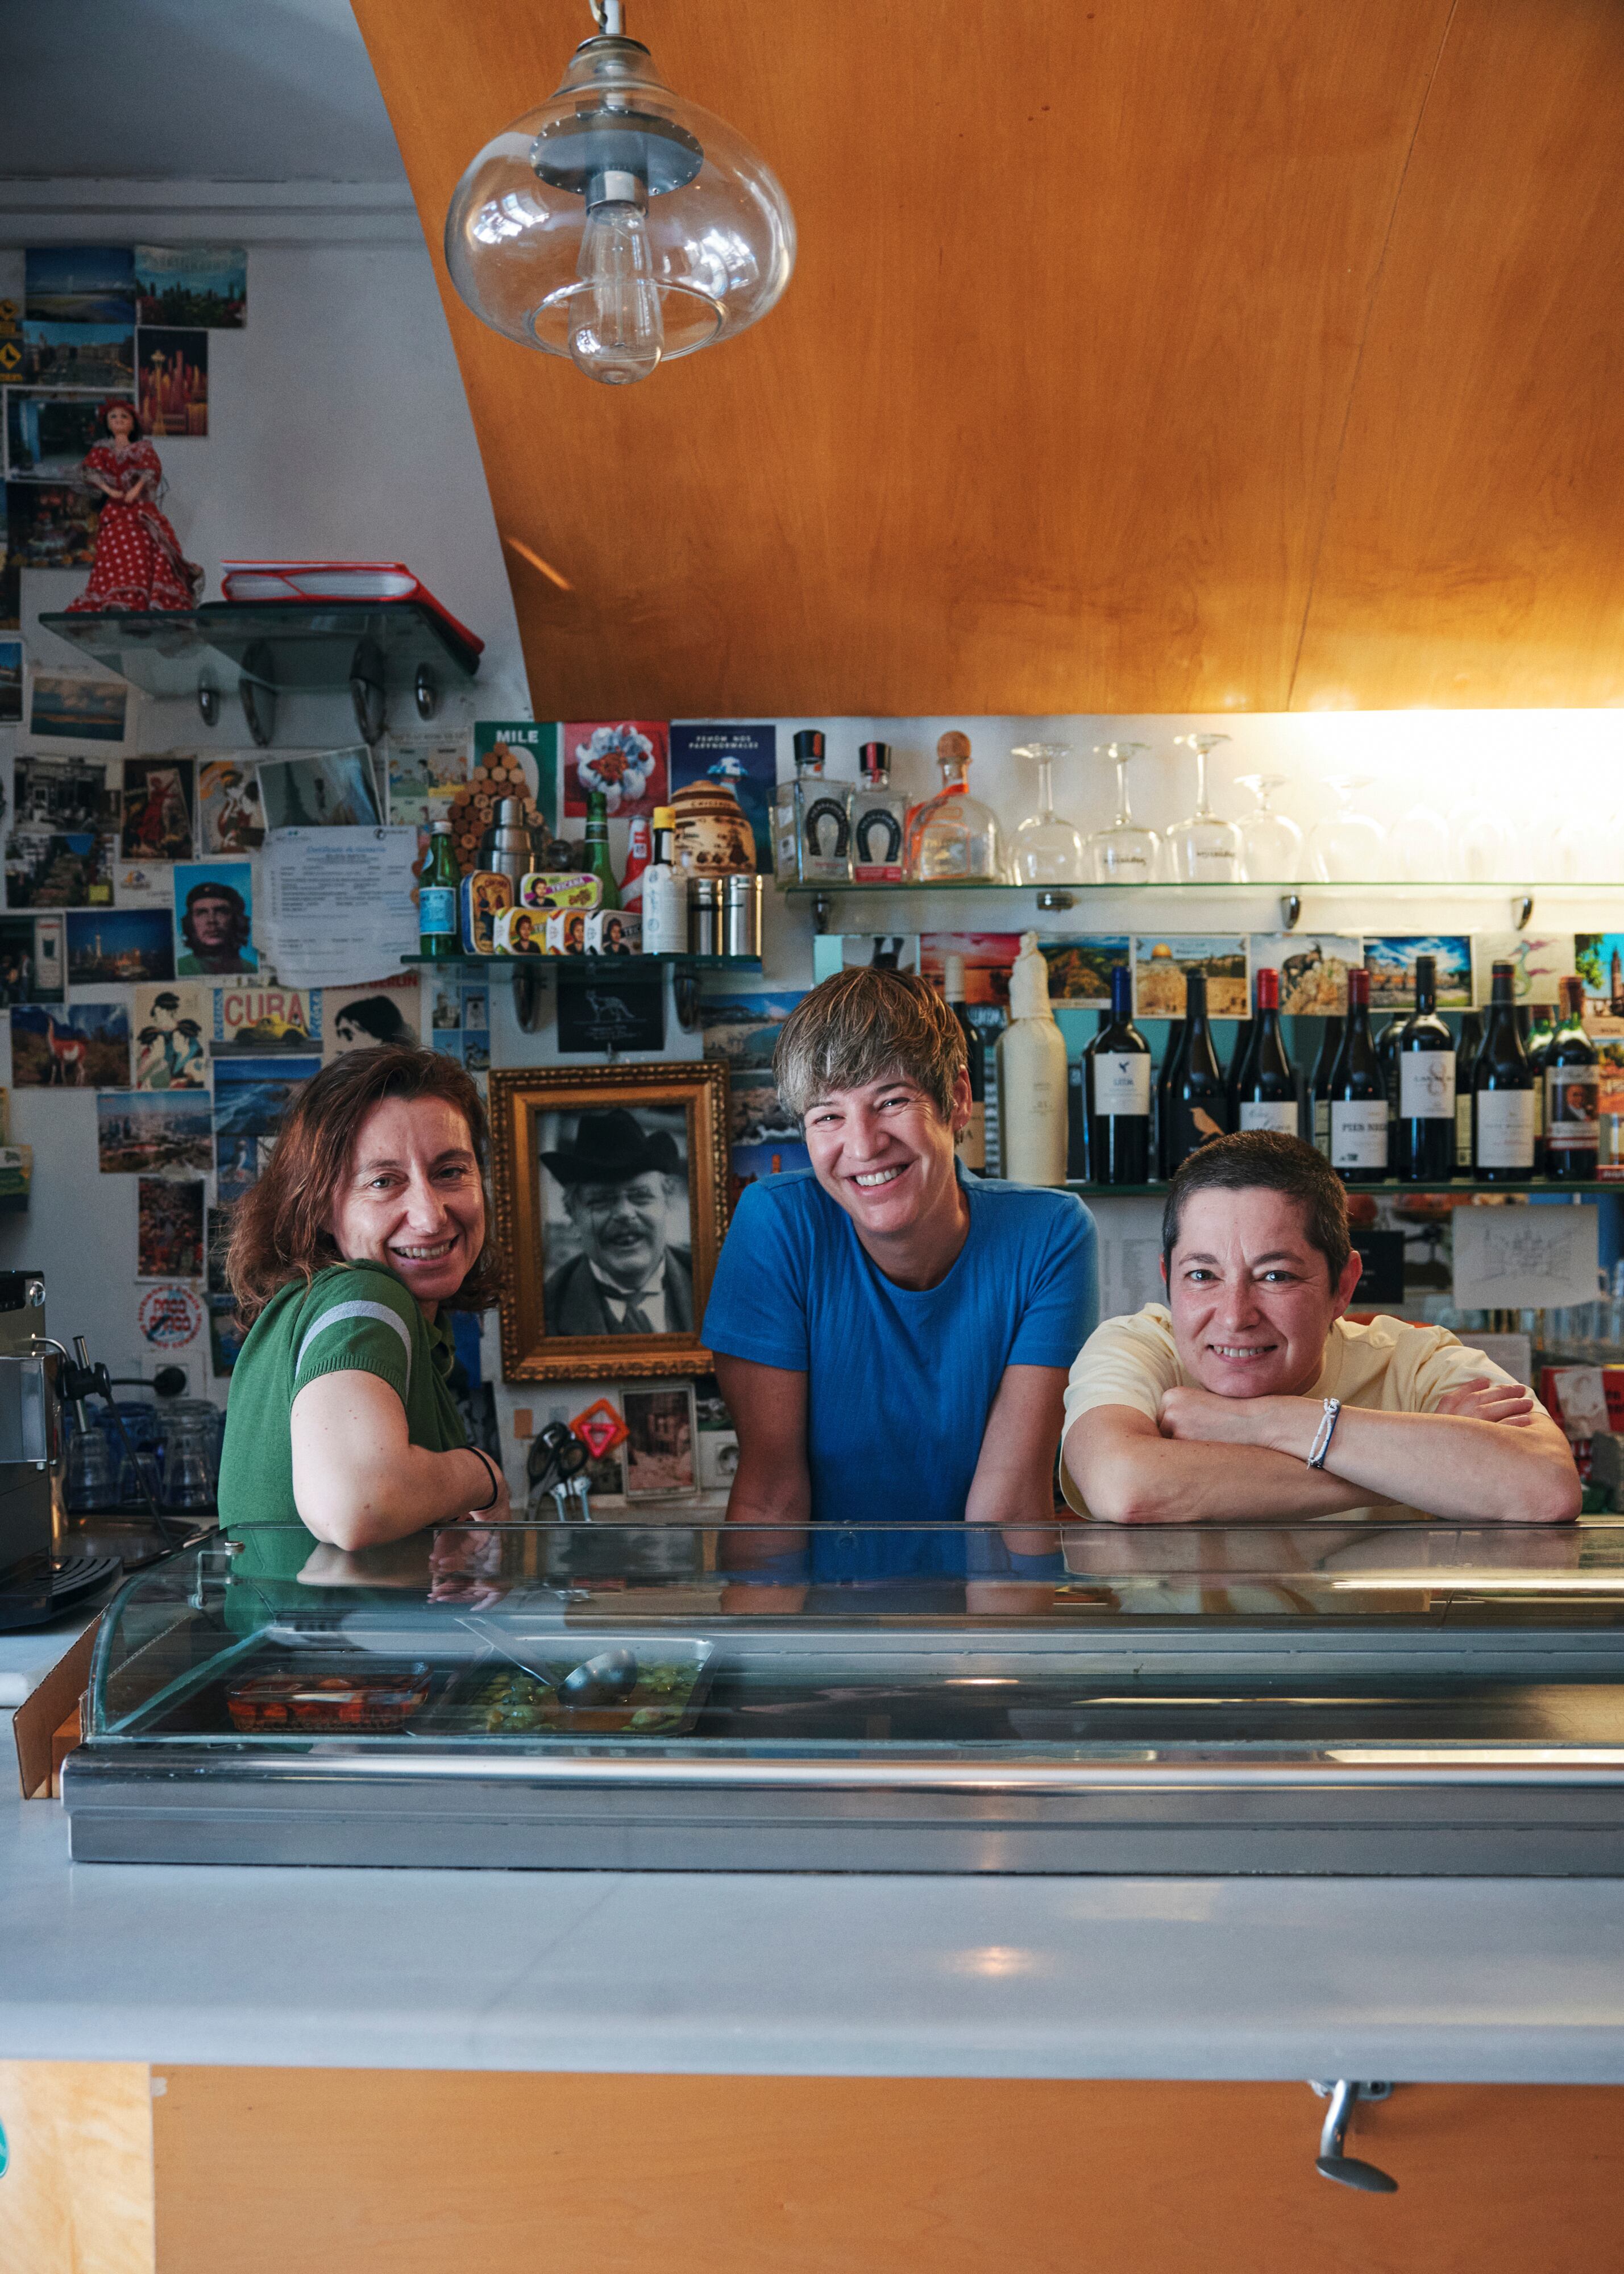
583 791 622 912
418 819 461 961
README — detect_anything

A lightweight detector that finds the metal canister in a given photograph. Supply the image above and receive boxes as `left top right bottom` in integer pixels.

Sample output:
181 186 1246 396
484 796 534 889
688 877 723 956
722 872 762 958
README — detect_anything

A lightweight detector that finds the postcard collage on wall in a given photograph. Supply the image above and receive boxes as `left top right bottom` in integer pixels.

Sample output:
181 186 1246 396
0 717 503 1379
0 244 243 685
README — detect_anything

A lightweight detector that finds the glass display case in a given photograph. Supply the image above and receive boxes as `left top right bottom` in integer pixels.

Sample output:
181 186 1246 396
63 1518 1624 1874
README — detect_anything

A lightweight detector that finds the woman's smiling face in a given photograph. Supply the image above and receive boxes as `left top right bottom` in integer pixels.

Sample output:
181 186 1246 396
328 1094 485 1314
1164 1186 1361 1398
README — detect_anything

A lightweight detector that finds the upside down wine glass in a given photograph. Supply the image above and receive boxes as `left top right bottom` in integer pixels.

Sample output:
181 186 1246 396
1087 742 1160 883
1167 733 1241 882
1235 774 1303 883
1306 776 1385 882
1011 742 1086 884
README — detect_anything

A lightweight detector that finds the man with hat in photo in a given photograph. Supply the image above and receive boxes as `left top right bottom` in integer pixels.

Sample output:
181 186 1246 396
542 1107 694 1335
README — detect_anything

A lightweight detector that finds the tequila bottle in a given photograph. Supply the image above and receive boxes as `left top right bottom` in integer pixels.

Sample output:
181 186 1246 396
851 741 907 882
903 731 1003 881
772 729 853 883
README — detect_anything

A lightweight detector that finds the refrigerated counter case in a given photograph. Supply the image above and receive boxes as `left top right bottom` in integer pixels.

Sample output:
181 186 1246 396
61 1517 1624 1874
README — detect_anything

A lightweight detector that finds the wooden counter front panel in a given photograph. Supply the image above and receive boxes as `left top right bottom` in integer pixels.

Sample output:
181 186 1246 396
153 2069 1619 2273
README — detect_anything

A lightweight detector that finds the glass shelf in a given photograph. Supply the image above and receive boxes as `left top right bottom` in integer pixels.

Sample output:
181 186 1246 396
782 879 1582 897
38 599 481 699
1068 1179 1621 1199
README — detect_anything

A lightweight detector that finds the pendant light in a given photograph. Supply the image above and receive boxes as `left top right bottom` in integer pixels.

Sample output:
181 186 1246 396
444 0 795 387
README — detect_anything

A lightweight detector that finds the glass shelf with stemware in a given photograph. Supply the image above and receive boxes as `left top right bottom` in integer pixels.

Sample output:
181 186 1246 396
780 877 1618 936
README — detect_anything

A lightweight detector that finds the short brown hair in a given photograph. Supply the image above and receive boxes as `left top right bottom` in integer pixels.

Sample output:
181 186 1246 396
225 1045 503 1324
1162 1131 1352 1285
773 966 966 1123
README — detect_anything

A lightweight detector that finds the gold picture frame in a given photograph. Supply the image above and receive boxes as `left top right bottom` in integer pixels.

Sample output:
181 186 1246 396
488 1060 732 1383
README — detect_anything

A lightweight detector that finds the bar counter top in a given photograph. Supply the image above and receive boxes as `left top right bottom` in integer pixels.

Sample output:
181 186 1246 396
3 1788 1624 2081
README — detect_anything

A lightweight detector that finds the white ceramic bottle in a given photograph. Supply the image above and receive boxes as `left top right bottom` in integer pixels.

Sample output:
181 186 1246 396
641 807 688 953
996 931 1069 1185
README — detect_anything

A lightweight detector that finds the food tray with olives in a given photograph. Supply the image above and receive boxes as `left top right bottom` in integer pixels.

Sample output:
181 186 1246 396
430 1640 714 1737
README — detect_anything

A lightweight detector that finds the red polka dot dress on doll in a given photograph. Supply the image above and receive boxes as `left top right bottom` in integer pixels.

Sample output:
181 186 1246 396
69 438 202 614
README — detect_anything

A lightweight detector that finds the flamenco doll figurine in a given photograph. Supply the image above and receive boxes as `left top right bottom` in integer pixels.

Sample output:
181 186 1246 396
69 399 203 614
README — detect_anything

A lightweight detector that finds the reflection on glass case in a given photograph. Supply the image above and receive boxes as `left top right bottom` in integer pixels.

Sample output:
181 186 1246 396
64 1520 1624 1875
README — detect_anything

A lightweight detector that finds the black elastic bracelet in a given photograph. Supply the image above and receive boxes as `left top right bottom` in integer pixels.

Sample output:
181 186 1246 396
466 1446 502 1511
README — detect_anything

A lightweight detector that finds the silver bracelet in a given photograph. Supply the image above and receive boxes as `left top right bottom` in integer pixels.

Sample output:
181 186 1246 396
1306 1397 1342 1471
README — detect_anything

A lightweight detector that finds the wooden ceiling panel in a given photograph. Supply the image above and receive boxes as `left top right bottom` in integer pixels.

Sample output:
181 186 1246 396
1292 0 1624 708
354 0 1623 715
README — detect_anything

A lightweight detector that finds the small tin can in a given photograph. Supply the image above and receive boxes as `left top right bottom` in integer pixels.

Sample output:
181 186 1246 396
584 907 641 955
491 906 545 956
545 908 589 956
688 877 723 956
459 870 512 956
722 873 762 958
518 870 600 914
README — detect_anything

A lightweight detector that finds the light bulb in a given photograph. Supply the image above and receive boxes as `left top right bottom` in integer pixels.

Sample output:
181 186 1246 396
568 197 663 385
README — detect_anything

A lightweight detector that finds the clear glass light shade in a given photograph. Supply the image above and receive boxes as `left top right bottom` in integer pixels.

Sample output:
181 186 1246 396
444 33 795 385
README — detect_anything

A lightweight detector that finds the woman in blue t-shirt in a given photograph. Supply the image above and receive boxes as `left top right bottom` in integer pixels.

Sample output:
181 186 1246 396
702 967 1097 1580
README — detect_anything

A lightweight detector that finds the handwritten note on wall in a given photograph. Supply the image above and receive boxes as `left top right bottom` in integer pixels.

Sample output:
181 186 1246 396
1452 1204 1599 1312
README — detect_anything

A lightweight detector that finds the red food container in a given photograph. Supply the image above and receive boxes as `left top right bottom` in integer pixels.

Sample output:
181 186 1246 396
227 1663 431 1734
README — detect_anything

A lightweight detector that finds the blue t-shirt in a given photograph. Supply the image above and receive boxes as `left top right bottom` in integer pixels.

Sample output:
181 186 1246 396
701 1167 1097 1578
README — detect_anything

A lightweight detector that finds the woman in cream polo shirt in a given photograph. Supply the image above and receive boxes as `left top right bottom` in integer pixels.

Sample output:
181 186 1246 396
1062 1133 1580 1528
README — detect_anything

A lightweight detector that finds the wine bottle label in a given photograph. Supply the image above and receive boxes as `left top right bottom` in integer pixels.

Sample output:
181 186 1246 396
1239 1099 1298 1135
1313 1097 1331 1153
1546 1065 1600 1152
956 1101 987 1172
1399 1054 1456 1119
1091 1053 1151 1117
1455 1089 1473 1166
1475 1088 1536 1168
1331 1100 1387 1169
418 887 456 939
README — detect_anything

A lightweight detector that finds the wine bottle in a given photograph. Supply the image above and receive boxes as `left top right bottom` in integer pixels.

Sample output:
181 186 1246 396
1224 1018 1253 1125
1544 974 1599 1184
1395 953 1457 1182
1473 961 1535 1183
1377 1011 1405 1156
1163 973 1228 1171
1328 969 1388 1182
1454 1011 1482 1172
1233 967 1298 1134
1087 964 1152 1184
1310 1016 1343 1156
943 953 986 1172
1524 1001 1557 1175
1156 1019 1185 1179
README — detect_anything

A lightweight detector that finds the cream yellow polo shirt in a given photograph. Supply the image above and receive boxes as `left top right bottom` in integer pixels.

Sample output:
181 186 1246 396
1060 1306 1515 1521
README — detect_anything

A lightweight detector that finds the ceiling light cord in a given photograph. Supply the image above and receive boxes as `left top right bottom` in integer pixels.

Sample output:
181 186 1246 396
590 0 625 35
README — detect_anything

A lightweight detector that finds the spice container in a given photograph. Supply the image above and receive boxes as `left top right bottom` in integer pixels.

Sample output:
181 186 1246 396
689 876 722 955
722 873 762 958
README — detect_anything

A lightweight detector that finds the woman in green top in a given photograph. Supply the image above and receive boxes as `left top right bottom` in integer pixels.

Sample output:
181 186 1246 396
219 1045 507 1562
